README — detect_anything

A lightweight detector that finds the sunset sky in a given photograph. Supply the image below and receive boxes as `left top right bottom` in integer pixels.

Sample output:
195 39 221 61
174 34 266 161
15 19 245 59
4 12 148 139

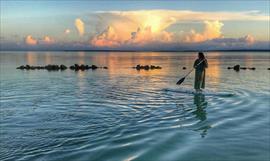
1 0 269 51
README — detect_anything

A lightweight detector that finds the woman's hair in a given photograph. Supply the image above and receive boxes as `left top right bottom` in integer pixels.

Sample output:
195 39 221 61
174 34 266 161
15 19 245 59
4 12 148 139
198 52 205 60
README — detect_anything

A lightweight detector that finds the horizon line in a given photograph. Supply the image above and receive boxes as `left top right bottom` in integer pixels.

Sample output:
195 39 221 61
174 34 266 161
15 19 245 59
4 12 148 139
1 49 270 52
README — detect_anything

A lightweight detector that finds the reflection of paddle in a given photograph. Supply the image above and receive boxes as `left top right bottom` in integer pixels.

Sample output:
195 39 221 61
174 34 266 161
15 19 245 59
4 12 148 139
176 59 205 85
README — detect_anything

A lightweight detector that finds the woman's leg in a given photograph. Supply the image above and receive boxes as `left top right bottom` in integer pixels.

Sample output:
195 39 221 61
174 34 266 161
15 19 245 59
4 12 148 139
194 70 202 91
201 70 206 89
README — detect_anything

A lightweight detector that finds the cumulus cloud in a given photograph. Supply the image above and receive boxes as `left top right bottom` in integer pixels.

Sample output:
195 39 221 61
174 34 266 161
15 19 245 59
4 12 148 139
91 26 120 47
15 10 268 50
24 35 55 45
128 27 173 45
184 21 224 42
208 35 256 48
242 34 255 44
25 35 37 45
75 18 84 36
40 36 54 44
92 10 267 30
89 10 267 48
64 29 71 34
90 25 174 47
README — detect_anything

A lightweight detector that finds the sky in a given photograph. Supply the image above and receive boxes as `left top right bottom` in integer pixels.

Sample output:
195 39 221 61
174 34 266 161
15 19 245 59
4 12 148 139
1 0 269 51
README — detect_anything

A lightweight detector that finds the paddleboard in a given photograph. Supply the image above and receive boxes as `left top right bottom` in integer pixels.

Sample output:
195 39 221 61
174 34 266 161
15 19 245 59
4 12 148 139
165 87 234 97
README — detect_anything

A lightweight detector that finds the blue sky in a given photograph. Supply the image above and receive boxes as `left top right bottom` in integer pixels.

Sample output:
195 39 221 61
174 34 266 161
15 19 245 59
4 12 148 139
1 0 269 50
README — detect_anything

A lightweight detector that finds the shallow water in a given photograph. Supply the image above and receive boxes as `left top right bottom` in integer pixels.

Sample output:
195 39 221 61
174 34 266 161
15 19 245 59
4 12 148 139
0 51 269 161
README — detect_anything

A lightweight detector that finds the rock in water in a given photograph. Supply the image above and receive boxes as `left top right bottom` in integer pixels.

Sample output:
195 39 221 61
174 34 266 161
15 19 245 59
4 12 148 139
144 65 150 70
25 65 31 70
16 65 25 69
136 65 141 70
91 65 98 70
233 65 240 71
134 64 161 70
60 64 67 70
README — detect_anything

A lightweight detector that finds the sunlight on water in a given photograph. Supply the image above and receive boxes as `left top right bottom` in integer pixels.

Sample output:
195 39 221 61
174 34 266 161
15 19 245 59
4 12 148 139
0 51 269 161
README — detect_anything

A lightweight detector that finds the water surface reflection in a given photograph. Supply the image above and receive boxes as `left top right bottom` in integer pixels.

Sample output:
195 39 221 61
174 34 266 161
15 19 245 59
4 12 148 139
193 94 211 138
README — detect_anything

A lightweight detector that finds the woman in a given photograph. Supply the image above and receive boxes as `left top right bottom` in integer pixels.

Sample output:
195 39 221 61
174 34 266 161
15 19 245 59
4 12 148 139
193 52 208 92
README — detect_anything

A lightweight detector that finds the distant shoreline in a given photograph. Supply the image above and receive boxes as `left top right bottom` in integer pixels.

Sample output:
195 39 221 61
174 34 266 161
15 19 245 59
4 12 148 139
1 49 270 52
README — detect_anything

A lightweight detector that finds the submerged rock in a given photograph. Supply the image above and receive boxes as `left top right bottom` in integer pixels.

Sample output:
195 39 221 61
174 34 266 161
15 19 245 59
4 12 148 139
134 64 162 70
91 65 98 70
228 65 257 71
45 65 60 71
17 64 108 71
25 65 31 70
233 65 240 71
144 65 150 70
70 66 75 70
268 68 270 70
16 65 25 70
136 65 141 70
60 64 67 70
68 64 102 71
36 66 42 70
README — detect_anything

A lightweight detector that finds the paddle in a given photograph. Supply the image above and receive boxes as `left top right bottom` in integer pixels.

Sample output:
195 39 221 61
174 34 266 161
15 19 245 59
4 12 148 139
176 59 205 85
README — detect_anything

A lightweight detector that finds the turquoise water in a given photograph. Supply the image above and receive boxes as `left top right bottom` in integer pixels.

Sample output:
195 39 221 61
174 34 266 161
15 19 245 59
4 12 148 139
0 51 269 161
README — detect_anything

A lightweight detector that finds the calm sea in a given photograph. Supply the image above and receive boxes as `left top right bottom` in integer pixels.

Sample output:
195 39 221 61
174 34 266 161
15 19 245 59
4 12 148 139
0 51 269 161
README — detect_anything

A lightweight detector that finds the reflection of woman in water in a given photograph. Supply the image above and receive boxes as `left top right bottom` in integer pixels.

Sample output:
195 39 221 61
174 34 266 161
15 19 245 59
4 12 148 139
193 52 208 92
193 94 210 138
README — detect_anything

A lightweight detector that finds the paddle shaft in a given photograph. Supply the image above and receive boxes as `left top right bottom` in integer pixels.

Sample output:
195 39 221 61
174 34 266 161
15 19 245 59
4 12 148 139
183 59 205 78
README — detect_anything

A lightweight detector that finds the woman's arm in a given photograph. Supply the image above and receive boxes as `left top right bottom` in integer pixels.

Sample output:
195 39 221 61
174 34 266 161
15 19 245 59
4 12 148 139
193 59 198 68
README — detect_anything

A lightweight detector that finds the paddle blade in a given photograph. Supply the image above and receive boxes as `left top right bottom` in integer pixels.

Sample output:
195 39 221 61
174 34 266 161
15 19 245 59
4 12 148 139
176 77 185 85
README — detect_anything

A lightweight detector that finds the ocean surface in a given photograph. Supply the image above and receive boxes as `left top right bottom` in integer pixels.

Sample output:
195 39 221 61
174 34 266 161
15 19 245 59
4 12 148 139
0 51 269 161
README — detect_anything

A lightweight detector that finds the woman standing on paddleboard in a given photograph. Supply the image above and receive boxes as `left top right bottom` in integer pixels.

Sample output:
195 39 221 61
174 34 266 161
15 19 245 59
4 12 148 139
194 52 208 92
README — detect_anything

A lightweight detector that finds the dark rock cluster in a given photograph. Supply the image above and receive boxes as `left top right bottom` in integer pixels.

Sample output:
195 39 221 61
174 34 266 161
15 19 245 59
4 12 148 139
16 64 67 71
133 65 162 70
227 65 255 71
16 64 108 71
69 64 107 71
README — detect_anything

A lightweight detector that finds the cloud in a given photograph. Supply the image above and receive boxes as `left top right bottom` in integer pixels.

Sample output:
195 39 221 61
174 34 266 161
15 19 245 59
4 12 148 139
93 10 268 27
242 34 255 44
90 25 174 47
24 35 54 45
90 20 224 47
25 35 38 45
207 35 256 48
40 36 54 44
91 26 120 47
128 27 173 45
64 29 71 34
75 18 84 36
7 10 268 50
184 21 224 42
3 34 268 51
88 9 267 48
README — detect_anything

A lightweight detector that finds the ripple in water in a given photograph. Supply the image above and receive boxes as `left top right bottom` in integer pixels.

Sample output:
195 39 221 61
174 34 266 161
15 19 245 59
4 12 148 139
0 51 269 161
